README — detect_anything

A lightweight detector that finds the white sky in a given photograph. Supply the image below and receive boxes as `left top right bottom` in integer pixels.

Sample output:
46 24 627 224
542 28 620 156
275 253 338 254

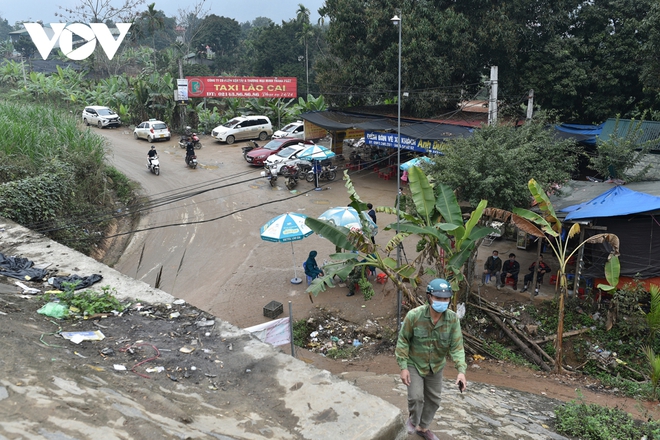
0 0 325 26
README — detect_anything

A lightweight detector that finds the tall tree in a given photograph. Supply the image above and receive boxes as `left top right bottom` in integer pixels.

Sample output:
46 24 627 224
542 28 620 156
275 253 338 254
192 15 241 73
426 119 580 211
56 0 145 23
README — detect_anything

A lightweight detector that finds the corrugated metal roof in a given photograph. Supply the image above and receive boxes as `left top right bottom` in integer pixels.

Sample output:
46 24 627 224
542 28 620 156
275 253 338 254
599 118 660 150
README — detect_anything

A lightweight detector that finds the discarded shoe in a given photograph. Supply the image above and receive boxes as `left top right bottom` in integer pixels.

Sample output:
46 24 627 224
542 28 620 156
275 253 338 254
416 429 440 440
405 417 416 435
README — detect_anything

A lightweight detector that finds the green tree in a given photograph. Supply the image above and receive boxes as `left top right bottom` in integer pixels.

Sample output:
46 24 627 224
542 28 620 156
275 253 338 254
589 116 655 181
427 120 580 211
192 15 241 73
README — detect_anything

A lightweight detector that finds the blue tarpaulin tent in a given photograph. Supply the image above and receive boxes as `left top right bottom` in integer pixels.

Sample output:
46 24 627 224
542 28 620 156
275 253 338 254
562 185 660 220
559 185 660 278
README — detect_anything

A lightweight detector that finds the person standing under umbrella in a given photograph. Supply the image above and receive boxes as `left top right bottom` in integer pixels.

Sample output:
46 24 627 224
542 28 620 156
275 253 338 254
367 203 377 244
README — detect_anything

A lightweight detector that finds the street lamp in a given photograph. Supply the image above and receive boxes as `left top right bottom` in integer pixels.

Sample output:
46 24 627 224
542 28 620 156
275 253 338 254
391 13 402 329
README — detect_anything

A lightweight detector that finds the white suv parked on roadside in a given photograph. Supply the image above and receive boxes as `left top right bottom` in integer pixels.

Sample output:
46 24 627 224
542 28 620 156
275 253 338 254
211 115 272 144
82 106 121 128
272 120 304 139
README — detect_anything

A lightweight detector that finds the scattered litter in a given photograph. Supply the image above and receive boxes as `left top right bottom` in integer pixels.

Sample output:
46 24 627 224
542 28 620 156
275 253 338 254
114 364 127 371
352 339 362 347
74 351 87 358
37 302 69 319
100 347 114 356
15 281 39 295
173 299 186 305
169 312 180 319
61 330 105 344
179 346 195 353
195 319 215 327
145 366 165 373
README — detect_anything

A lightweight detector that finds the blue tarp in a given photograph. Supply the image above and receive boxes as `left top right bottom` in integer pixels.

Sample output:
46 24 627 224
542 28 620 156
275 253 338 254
554 123 603 146
562 185 660 220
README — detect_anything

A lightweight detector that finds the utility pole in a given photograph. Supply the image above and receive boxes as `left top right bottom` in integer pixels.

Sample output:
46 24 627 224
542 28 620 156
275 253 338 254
178 58 185 131
488 66 498 126
526 89 534 121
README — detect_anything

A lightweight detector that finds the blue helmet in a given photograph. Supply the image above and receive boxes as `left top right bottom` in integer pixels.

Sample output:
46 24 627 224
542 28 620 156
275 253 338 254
426 278 452 298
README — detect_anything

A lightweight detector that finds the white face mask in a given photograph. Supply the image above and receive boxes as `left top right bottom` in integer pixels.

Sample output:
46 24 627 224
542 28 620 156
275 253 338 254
492 255 498 259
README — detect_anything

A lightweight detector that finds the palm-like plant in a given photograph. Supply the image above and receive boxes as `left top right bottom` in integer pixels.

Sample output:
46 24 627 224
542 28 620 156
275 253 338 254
644 346 660 401
488 178 621 373
304 166 493 307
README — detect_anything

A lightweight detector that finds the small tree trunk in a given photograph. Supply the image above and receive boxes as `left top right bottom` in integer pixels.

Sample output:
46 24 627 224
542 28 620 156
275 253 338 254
554 285 567 373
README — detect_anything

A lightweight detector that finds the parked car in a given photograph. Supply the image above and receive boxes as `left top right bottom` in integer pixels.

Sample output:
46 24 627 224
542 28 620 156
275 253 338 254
81 106 121 128
245 138 314 166
211 115 272 144
264 143 312 174
133 119 171 142
272 121 304 139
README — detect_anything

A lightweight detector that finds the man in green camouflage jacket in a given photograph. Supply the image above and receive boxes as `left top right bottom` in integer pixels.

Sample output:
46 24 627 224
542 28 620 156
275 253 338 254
395 278 467 440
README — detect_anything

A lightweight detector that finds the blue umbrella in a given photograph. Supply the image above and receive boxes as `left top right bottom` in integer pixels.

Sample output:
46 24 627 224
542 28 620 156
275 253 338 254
298 144 336 161
319 207 378 236
400 156 432 171
260 212 313 284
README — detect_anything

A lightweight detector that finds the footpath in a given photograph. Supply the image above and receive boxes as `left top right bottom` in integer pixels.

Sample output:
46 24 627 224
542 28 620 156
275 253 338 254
0 217 572 439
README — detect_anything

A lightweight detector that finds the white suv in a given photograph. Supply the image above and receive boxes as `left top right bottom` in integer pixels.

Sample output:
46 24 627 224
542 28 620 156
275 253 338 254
211 116 272 144
272 121 304 139
82 106 121 128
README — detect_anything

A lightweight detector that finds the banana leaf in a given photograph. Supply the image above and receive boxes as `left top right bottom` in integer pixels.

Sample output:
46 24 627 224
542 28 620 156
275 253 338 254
435 183 463 227
407 166 435 223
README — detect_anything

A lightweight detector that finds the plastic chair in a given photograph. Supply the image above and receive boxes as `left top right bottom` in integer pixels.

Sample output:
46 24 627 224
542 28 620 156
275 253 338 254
505 277 516 287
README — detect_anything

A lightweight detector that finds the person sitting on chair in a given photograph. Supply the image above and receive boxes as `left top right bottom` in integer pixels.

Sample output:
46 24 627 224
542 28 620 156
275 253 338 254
521 254 551 293
480 250 502 286
304 250 324 280
499 253 520 290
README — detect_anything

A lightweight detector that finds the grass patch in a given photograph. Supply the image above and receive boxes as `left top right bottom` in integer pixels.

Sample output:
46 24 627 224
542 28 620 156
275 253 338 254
43 284 125 316
483 341 539 370
555 397 660 439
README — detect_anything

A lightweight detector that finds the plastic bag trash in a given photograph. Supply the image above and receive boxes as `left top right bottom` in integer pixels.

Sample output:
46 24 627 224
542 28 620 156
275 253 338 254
114 364 127 371
456 303 466 319
173 299 185 305
352 339 362 347
37 302 69 319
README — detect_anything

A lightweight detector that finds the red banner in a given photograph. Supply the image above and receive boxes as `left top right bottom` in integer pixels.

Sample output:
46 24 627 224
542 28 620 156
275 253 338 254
186 77 297 98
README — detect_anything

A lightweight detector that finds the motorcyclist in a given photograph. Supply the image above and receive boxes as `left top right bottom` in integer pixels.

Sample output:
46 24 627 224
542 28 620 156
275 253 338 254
185 140 196 165
147 145 158 167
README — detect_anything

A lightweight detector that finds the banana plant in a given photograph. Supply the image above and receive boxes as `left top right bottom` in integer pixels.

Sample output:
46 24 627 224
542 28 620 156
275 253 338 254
486 178 620 373
304 166 494 308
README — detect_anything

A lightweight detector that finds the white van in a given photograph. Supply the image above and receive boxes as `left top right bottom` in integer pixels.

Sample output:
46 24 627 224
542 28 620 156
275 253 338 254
211 116 273 144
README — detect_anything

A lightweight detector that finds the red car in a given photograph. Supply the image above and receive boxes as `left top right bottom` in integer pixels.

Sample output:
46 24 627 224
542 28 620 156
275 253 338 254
245 138 314 166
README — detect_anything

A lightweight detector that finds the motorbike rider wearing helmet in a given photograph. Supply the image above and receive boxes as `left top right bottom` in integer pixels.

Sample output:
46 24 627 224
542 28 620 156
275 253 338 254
147 145 158 167
185 140 196 165
395 278 467 440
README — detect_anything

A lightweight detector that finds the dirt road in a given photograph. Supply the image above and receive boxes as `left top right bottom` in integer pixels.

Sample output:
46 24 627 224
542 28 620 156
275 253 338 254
102 129 401 329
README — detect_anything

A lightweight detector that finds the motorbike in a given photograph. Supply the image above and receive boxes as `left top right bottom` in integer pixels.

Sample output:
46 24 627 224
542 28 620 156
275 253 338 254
242 140 259 160
147 156 160 175
185 153 198 169
179 127 202 150
305 161 337 182
281 164 302 190
261 163 278 187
